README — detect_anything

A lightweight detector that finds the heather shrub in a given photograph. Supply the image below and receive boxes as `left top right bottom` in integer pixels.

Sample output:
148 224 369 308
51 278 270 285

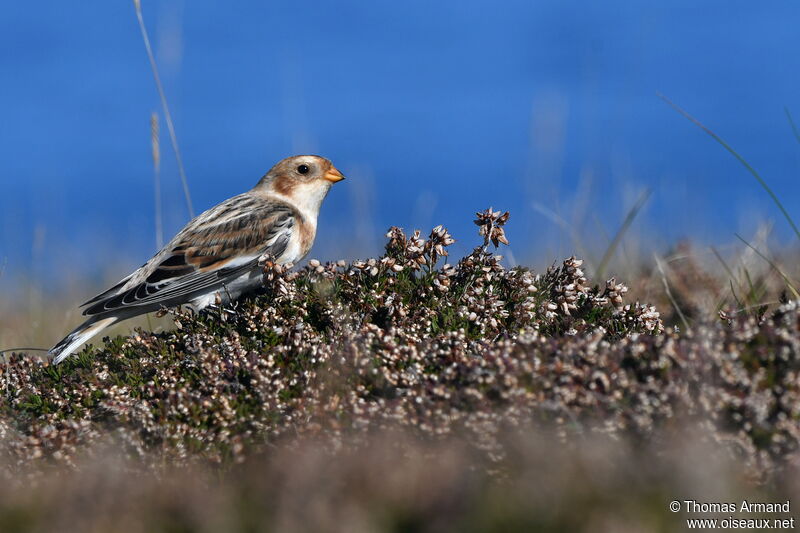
0 209 798 495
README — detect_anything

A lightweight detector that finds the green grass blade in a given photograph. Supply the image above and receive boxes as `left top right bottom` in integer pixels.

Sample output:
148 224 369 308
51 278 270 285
734 233 800 300
710 246 736 281
710 246 739 310
531 202 592 266
785 107 800 146
654 254 691 332
742 267 761 306
596 188 651 280
728 280 743 310
660 93 800 242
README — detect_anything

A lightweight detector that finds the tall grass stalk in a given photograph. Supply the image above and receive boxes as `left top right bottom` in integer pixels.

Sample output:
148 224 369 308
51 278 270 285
734 233 800 300
133 0 194 218
785 107 800 146
151 112 163 249
710 246 736 282
659 93 800 242
531 202 591 264
654 254 690 331
595 188 651 280
710 246 740 311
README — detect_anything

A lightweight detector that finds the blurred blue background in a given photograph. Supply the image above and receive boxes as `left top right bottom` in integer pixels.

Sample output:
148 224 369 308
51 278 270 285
1 1 799 284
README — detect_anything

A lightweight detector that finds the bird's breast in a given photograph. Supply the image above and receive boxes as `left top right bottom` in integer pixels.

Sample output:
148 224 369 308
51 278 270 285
275 219 316 266
297 219 317 259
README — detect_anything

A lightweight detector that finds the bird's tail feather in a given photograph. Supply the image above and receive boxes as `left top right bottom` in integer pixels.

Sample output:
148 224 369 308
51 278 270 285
50 316 118 365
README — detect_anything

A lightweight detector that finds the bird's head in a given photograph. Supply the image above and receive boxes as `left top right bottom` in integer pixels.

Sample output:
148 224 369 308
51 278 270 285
254 155 345 216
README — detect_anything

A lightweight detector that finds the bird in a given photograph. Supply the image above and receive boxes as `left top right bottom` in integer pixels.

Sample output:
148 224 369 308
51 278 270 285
49 154 345 364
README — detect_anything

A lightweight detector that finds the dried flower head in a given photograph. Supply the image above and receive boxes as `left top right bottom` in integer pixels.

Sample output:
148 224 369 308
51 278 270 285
474 208 510 248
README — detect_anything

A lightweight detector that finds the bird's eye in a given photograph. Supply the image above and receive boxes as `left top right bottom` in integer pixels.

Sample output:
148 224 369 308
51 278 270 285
297 164 310 174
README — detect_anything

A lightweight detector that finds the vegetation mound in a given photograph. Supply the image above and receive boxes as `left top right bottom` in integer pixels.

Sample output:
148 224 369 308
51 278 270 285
1 209 799 530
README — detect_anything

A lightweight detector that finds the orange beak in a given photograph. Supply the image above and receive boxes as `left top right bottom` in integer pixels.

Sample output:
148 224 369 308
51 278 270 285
323 166 346 183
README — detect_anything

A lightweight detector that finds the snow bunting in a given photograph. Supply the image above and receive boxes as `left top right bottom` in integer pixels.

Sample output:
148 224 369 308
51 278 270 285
50 155 345 364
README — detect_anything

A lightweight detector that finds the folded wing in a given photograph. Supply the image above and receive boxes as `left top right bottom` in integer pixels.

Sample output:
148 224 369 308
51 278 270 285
82 195 297 316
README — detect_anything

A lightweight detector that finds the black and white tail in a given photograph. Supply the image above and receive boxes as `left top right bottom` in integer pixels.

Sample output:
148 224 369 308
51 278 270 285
49 316 118 365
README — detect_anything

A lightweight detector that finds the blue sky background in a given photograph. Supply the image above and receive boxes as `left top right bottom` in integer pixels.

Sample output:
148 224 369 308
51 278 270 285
1 1 799 285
